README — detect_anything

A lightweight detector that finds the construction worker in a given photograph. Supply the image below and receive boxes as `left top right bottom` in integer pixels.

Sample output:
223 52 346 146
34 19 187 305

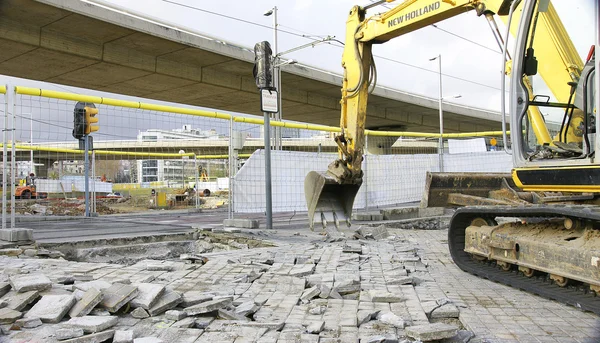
25 173 35 186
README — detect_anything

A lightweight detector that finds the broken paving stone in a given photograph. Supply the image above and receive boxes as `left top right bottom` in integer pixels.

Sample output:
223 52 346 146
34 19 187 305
0 307 22 324
99 283 138 313
179 254 208 264
368 290 404 303
129 283 165 310
131 307 149 319
185 296 232 315
57 276 76 285
69 288 103 318
234 301 259 317
25 294 76 323
14 317 42 328
306 320 325 334
56 328 85 340
171 317 196 328
405 323 459 341
9 273 52 293
357 310 379 326
218 308 249 321
386 276 413 285
440 330 475 343
289 264 315 277
0 248 22 256
133 337 165 343
89 309 111 316
366 335 398 343
64 315 118 333
308 305 326 315
61 330 115 343
300 286 320 304
180 291 213 307
74 280 112 292
147 290 182 316
194 316 214 329
377 311 406 329
113 330 134 343
0 282 11 298
165 310 187 321
431 304 460 319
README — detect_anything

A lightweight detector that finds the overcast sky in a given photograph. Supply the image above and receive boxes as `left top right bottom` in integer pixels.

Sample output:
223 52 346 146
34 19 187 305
0 0 596 143
98 0 595 114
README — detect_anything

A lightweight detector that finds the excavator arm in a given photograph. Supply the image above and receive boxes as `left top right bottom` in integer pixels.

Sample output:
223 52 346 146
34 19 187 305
305 0 513 230
305 0 585 230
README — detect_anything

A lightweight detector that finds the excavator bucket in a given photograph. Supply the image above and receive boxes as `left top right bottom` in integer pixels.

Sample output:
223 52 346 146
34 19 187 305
421 172 513 208
305 171 361 231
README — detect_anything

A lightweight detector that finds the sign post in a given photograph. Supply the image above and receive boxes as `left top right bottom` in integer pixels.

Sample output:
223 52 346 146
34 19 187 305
253 41 276 230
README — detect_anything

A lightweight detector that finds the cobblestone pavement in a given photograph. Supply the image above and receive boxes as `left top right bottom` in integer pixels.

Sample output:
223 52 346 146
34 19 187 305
0 224 598 343
403 230 600 343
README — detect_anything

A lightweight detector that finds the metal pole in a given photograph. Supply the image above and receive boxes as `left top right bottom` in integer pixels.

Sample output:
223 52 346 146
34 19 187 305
2 84 8 230
364 135 368 211
92 150 96 215
228 116 233 219
194 155 199 209
437 55 444 172
263 111 273 230
30 112 34 175
10 84 16 229
84 135 90 217
272 7 280 151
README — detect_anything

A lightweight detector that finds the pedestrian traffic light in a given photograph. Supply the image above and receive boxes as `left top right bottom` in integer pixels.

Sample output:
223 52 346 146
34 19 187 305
253 41 273 89
72 106 85 139
84 106 99 134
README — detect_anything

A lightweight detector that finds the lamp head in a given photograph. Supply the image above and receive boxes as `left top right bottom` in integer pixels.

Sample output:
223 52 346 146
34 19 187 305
264 9 273 16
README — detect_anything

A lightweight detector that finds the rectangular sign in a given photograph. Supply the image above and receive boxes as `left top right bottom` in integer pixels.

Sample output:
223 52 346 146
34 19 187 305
260 89 278 113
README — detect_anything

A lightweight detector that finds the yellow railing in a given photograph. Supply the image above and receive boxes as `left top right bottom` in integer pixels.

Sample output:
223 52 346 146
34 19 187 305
0 144 250 159
15 86 509 138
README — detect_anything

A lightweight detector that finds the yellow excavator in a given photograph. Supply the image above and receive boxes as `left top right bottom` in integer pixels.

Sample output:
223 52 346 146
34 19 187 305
306 0 599 312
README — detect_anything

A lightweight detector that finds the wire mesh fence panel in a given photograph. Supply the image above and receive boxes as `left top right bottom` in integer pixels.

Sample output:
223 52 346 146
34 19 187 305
6 88 234 224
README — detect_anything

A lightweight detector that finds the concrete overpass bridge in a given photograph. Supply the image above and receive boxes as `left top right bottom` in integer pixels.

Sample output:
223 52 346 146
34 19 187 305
0 0 504 133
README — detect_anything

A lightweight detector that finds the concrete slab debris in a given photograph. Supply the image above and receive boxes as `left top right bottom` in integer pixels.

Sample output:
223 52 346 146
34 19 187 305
405 322 459 341
180 291 213 307
25 294 76 323
368 290 404 303
113 330 134 343
129 283 165 310
64 315 118 333
14 317 42 328
171 316 196 328
185 297 232 315
60 330 115 343
147 290 182 316
56 327 85 340
69 288 103 317
9 273 52 292
131 307 149 319
165 310 187 321
0 307 22 324
0 282 11 298
223 218 259 229
133 337 165 343
74 280 112 292
430 303 460 319
99 283 138 313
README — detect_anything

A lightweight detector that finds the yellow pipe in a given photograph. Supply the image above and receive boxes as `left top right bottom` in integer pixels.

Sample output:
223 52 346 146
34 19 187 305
15 86 510 139
15 87 232 120
234 117 342 132
365 130 511 138
0 144 246 159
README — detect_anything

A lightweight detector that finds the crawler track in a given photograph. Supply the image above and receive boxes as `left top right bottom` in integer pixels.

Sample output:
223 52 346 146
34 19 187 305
448 205 600 315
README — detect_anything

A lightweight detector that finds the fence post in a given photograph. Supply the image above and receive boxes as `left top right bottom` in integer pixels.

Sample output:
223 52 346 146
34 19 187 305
10 83 15 229
2 84 7 230
364 135 369 211
194 155 199 210
228 116 233 219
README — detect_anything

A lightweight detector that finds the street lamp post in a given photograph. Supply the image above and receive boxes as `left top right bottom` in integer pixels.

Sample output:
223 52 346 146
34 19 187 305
430 54 444 172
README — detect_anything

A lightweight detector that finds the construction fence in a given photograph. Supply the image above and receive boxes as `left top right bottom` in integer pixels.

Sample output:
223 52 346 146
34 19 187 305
0 84 512 228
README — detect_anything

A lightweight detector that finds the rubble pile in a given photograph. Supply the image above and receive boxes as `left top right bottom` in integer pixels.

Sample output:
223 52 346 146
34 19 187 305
0 226 472 342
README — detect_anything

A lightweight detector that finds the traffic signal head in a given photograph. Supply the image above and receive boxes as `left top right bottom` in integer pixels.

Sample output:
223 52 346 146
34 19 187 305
72 107 85 139
253 41 273 89
84 106 99 134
